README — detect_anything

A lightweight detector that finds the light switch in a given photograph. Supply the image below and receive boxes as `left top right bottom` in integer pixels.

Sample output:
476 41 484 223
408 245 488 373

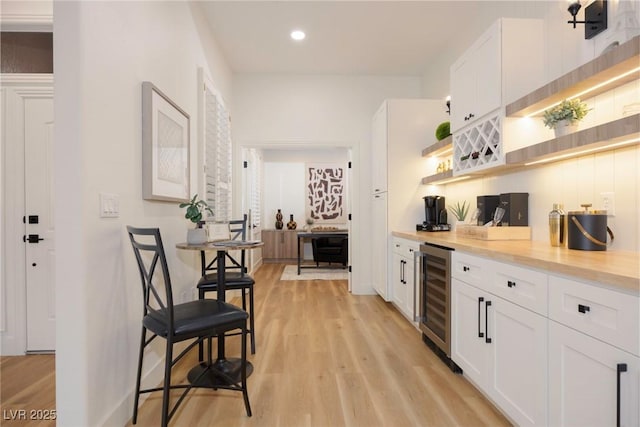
100 193 120 218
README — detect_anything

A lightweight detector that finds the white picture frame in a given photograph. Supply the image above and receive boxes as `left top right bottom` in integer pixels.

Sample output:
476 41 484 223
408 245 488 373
142 81 190 202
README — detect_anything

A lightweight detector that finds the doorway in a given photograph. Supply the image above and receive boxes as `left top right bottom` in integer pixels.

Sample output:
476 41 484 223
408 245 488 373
239 144 355 291
1 75 56 354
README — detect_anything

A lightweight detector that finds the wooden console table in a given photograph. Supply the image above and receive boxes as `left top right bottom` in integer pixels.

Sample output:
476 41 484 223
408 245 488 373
261 229 298 262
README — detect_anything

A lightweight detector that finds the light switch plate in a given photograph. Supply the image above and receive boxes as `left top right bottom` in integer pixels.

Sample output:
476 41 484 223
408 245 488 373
100 193 120 218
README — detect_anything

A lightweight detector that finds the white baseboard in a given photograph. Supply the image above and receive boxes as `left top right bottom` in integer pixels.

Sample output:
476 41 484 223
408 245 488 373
99 357 164 427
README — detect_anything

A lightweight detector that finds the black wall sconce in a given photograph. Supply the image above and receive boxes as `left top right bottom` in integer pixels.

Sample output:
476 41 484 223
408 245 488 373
568 0 608 39
445 95 451 115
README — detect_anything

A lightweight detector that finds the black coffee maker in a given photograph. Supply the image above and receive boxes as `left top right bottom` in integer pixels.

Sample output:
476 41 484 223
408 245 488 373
417 195 450 231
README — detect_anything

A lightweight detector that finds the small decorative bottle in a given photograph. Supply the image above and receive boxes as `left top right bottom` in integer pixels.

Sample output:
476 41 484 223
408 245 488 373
549 203 565 247
286 214 297 230
275 209 284 230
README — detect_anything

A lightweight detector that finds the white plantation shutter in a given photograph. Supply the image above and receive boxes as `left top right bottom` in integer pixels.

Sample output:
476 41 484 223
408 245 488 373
204 83 232 222
248 149 262 228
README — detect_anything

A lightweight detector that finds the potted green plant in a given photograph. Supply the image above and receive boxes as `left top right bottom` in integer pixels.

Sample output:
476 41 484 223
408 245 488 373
179 194 213 244
542 99 590 137
435 121 451 141
448 200 469 223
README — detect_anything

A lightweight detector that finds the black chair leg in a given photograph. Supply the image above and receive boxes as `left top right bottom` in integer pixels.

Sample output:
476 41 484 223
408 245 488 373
241 324 252 417
132 327 147 424
161 340 173 427
249 288 256 354
198 289 206 362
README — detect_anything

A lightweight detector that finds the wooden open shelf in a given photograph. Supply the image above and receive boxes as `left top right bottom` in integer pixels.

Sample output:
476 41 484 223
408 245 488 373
506 35 640 117
421 135 452 157
423 114 639 185
506 114 640 166
421 170 453 185
423 36 640 186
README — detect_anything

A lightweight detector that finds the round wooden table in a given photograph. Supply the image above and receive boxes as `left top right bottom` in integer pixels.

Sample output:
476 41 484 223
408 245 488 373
176 240 263 388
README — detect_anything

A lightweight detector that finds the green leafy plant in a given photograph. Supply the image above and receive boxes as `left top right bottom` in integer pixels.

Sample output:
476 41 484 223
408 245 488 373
179 194 213 227
542 99 590 129
435 121 451 141
448 200 469 222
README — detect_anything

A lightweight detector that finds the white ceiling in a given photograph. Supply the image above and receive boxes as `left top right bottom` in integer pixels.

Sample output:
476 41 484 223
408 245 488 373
199 1 550 76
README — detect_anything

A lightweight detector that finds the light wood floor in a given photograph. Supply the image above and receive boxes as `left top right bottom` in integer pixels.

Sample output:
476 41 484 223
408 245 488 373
1 263 511 426
0 354 56 427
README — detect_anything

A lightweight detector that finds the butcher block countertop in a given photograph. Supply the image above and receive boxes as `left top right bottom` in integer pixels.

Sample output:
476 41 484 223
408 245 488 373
393 230 640 295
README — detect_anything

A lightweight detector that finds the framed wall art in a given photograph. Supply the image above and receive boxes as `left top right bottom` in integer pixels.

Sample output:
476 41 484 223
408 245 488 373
305 163 346 223
142 81 190 202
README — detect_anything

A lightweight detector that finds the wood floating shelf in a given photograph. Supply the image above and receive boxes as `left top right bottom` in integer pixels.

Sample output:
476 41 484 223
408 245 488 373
421 170 453 185
505 114 640 166
506 35 640 117
421 135 452 157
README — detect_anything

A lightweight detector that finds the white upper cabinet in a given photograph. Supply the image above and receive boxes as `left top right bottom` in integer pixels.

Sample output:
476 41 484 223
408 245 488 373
371 102 388 194
450 22 501 132
450 18 544 175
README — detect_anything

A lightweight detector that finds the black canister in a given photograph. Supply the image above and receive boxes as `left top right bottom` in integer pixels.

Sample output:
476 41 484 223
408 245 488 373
567 204 614 251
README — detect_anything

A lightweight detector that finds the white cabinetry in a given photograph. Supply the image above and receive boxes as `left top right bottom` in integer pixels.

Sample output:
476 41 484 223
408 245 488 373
450 23 501 132
450 18 543 174
372 192 388 299
451 252 548 427
548 275 640 427
370 100 448 301
549 322 639 427
391 237 420 324
451 251 640 427
371 104 388 194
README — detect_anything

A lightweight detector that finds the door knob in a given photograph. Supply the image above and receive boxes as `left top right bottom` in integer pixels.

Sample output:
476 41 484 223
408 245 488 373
23 234 44 243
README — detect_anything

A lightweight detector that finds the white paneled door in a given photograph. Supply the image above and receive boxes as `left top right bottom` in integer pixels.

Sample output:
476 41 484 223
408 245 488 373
24 96 56 352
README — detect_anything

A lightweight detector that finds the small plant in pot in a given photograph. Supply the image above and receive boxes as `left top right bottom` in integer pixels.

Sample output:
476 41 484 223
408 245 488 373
448 200 469 224
542 99 590 137
179 194 213 244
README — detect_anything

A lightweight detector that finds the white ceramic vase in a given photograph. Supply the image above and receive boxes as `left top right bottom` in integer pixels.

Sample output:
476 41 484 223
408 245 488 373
187 228 207 245
554 119 578 138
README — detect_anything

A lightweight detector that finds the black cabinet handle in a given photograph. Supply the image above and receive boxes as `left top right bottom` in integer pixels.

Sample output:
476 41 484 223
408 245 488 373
578 304 590 314
617 363 627 427
463 266 470 272
507 280 516 288
400 260 405 284
469 113 475 119
478 297 484 338
485 300 492 343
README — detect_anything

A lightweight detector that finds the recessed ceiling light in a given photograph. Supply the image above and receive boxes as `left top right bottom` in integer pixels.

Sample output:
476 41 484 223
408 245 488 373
290 30 306 41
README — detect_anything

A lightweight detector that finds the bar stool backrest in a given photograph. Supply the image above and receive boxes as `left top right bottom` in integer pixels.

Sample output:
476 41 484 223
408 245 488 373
127 226 175 335
202 214 249 276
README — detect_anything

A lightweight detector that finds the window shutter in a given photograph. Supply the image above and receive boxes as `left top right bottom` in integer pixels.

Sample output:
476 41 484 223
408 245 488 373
204 84 232 222
248 149 262 228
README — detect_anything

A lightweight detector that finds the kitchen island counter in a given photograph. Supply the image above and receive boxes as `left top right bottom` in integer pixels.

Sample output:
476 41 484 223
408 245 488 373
393 230 640 294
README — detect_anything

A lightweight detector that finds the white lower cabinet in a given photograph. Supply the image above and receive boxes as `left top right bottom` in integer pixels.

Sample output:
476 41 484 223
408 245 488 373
452 278 548 427
391 237 420 325
548 320 640 427
451 251 640 427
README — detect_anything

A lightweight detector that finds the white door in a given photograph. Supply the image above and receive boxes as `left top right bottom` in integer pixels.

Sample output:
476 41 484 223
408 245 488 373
371 192 388 300
488 296 548 427
24 97 56 352
451 279 489 387
549 321 640 427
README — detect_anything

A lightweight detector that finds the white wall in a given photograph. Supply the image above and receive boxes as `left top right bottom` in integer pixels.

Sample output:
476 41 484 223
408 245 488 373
53 1 231 425
232 74 422 295
439 144 639 251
